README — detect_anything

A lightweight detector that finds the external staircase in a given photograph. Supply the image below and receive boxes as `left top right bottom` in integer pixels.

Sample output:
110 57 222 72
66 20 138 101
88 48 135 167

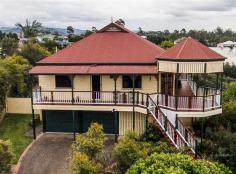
147 94 197 154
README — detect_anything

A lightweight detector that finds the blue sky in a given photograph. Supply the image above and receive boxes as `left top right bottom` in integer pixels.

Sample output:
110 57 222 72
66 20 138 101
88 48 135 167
0 0 236 31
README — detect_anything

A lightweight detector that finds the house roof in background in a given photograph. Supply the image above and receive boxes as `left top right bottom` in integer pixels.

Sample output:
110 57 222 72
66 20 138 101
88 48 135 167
158 37 226 61
38 22 164 64
30 65 157 74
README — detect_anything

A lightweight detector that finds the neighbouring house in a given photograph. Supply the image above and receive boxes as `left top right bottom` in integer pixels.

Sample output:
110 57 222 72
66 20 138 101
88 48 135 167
210 46 236 64
36 34 56 43
217 40 236 48
29 23 225 154
174 37 186 44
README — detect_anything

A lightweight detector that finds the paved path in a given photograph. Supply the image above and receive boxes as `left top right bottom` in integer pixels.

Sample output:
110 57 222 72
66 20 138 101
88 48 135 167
18 133 73 174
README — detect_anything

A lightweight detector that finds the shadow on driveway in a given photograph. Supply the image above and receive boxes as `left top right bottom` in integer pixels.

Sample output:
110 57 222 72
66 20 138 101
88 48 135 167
18 133 73 174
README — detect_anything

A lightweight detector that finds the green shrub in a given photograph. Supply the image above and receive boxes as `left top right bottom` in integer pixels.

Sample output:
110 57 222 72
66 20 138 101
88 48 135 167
70 123 105 174
0 139 14 173
113 131 149 173
74 123 105 159
114 131 180 173
192 160 232 174
126 153 232 174
141 123 163 142
87 122 105 140
148 141 178 154
70 151 101 174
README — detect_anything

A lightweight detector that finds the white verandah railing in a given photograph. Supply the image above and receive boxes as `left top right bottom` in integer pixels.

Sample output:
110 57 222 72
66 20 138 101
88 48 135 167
33 88 221 112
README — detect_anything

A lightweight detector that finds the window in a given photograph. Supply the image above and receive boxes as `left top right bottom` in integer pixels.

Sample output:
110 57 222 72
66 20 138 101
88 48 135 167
122 75 142 88
55 75 72 88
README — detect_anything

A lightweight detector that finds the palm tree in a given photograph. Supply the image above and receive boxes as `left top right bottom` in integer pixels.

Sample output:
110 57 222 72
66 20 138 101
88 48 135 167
115 19 125 26
15 19 42 38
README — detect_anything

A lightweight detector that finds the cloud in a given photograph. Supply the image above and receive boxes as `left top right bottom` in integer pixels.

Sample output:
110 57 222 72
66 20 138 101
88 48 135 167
0 0 236 30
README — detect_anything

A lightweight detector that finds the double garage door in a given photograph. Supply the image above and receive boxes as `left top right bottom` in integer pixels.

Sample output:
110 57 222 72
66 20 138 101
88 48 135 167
43 110 116 134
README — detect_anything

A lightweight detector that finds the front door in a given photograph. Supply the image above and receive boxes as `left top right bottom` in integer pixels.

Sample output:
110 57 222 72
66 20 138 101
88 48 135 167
161 74 173 106
92 75 101 100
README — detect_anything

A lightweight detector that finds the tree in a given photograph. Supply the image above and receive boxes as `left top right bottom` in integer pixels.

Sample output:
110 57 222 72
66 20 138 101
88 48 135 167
137 27 145 36
15 19 42 38
115 18 125 26
19 41 50 64
0 35 18 57
180 28 187 35
0 55 30 109
41 38 62 53
160 40 174 49
91 26 97 32
67 26 74 35
127 153 232 174
0 140 14 173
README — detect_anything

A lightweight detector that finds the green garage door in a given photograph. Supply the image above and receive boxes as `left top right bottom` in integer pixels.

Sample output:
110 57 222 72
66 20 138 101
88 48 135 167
43 110 81 132
82 111 116 134
43 110 116 134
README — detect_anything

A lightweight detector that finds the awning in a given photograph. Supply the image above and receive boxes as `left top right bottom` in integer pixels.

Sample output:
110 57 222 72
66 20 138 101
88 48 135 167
29 65 158 75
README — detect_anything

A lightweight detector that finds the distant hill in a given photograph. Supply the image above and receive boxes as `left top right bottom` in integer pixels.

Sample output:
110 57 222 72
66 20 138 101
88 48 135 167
0 26 85 35
0 27 21 33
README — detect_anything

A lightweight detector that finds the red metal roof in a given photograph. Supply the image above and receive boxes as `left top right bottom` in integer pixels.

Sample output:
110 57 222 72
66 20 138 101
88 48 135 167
30 65 157 74
38 23 164 64
158 37 225 61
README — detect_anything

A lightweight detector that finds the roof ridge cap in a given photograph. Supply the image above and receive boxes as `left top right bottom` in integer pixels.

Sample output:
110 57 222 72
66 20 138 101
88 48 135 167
98 22 130 33
176 37 188 58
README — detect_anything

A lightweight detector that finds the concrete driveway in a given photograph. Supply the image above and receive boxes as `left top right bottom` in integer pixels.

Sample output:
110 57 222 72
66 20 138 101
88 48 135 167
18 133 73 174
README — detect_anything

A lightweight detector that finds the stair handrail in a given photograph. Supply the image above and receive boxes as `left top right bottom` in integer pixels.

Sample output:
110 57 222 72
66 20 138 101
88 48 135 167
147 95 196 153
176 118 196 151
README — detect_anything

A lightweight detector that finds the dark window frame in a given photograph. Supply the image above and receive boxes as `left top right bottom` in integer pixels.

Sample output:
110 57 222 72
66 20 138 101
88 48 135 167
55 75 72 88
122 75 142 89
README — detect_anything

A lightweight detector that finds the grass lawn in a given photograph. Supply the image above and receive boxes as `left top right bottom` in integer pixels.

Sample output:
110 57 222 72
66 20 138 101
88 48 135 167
0 114 32 164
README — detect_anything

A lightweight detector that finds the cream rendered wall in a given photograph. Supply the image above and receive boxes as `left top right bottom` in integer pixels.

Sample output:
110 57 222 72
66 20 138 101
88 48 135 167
74 75 91 91
39 75 91 91
116 75 158 93
101 75 114 91
38 75 55 90
119 111 146 135
6 98 32 114
38 75 158 94
6 97 40 115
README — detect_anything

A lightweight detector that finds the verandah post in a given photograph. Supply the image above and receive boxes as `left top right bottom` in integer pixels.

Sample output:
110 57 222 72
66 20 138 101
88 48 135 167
113 109 119 142
136 91 139 105
174 114 178 144
132 74 135 131
200 118 204 153
51 91 54 103
71 75 75 104
202 63 207 111
220 72 223 105
175 64 179 111
141 93 144 105
72 111 76 141
146 94 149 107
175 74 179 111
30 74 36 140
113 75 118 104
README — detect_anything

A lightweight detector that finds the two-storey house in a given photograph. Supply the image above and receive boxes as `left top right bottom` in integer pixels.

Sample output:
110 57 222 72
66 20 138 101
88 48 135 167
30 22 225 153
